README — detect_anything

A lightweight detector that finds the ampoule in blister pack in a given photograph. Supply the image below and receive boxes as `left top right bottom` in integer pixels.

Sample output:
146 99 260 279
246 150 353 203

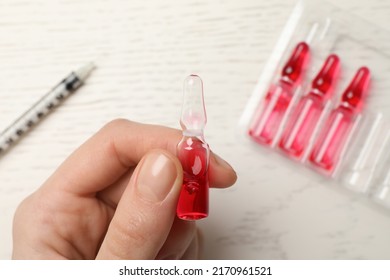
309 67 370 173
240 0 390 211
279 54 340 160
248 42 310 146
176 75 210 220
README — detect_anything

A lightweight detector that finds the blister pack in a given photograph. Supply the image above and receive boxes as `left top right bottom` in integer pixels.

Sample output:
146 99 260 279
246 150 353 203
240 0 390 209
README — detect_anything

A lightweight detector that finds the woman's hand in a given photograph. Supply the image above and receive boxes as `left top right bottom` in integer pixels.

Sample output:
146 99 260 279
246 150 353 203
12 119 237 259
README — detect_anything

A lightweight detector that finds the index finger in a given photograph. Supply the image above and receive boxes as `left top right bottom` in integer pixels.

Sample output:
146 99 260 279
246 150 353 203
43 119 237 195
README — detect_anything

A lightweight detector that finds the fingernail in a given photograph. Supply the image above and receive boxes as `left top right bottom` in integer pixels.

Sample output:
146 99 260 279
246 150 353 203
213 153 234 170
136 151 178 202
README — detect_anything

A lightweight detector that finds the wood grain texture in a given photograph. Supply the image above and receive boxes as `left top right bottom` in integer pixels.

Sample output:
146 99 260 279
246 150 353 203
1 0 390 259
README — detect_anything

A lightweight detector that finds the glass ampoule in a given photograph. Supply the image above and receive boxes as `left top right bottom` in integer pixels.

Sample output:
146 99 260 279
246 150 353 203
309 67 371 173
279 54 340 159
176 75 210 220
248 42 310 145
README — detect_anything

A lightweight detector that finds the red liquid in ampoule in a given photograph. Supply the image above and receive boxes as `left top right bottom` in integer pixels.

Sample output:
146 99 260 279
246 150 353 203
176 136 209 220
309 107 354 171
309 67 370 173
279 94 324 158
249 83 294 145
249 42 310 145
279 54 340 158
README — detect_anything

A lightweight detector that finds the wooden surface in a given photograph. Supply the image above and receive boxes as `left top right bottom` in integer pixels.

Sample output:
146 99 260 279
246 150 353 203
1 0 390 259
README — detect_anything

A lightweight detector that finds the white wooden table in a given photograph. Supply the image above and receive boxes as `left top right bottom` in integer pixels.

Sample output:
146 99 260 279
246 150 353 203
1 0 390 259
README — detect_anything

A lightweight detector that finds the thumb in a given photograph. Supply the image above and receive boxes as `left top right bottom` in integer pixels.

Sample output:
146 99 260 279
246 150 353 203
96 149 183 259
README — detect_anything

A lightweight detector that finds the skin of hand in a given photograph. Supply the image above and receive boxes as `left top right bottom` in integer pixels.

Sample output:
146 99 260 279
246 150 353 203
12 119 237 260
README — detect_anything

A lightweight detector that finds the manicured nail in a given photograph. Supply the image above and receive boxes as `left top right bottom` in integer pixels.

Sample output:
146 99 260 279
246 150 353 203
136 151 178 202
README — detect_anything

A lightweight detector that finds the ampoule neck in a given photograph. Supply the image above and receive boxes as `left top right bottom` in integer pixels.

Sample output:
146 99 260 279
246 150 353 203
182 129 205 138
307 88 326 100
279 78 295 88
